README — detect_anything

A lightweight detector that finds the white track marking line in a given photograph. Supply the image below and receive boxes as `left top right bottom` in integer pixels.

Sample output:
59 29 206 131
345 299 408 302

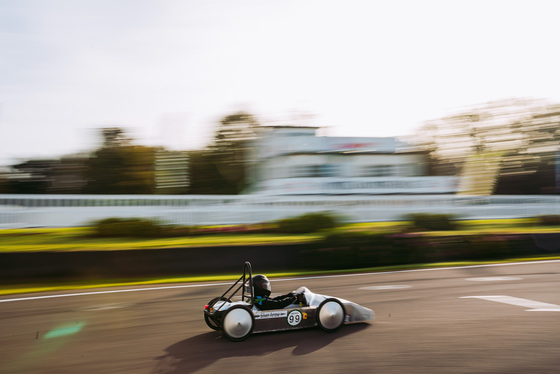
461 296 560 312
0 283 231 303
466 277 522 282
1 259 559 304
359 285 412 290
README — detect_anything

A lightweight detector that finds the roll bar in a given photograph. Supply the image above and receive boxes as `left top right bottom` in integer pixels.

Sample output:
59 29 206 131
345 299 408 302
212 261 254 311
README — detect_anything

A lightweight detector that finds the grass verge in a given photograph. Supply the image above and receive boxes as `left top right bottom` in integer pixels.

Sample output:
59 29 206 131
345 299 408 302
0 227 320 252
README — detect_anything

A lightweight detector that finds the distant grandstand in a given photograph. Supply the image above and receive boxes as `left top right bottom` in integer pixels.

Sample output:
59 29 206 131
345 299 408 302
457 152 503 195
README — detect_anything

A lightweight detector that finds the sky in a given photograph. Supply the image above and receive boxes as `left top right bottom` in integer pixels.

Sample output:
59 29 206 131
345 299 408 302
2 0 560 166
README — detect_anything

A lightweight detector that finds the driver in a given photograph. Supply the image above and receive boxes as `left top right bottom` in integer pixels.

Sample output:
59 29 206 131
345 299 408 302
251 274 297 310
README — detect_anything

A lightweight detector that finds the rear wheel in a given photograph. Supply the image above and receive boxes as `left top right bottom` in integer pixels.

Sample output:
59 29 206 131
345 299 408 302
204 313 221 331
204 297 229 331
222 306 254 341
316 298 345 332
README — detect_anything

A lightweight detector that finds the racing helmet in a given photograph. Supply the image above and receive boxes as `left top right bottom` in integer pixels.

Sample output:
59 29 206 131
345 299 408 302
252 274 271 297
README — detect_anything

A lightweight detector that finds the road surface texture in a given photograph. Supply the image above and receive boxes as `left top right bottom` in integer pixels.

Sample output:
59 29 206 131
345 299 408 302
1 260 559 373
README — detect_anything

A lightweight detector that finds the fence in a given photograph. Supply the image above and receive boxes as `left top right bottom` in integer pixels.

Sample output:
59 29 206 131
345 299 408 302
1 194 560 228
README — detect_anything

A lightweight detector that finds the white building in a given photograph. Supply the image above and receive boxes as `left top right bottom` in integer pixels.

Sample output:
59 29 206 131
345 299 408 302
248 126 458 195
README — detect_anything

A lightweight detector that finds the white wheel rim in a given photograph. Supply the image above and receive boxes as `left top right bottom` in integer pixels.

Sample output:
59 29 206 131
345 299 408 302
319 301 344 330
223 308 252 339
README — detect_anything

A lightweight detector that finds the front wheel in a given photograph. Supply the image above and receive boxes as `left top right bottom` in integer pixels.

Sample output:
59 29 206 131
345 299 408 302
316 298 345 332
222 306 254 341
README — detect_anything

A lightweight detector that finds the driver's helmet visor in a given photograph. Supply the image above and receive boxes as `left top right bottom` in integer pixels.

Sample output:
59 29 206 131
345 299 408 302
262 280 271 292
245 279 271 293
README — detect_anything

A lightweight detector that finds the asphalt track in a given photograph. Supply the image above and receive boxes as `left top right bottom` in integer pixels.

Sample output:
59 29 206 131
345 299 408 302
1 260 559 374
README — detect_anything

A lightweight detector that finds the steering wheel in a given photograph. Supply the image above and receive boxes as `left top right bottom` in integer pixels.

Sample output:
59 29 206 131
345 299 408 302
293 291 306 305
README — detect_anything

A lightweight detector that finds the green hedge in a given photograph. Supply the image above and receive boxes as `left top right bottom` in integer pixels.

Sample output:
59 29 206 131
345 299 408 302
92 218 164 238
299 231 539 270
404 213 460 231
90 219 277 238
301 231 427 269
274 212 342 234
536 215 560 226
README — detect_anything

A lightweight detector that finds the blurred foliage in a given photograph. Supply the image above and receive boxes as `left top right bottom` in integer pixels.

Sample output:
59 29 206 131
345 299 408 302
467 235 515 260
301 231 542 270
187 111 261 194
83 128 157 194
187 150 233 194
1 218 559 256
208 111 260 194
90 217 278 238
93 217 163 238
403 213 460 231
274 212 343 234
89 212 343 238
212 112 260 151
83 145 158 194
2 111 261 194
536 215 560 226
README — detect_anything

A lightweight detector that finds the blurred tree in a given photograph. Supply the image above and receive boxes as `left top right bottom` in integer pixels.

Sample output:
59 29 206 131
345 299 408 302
187 150 230 194
83 128 157 194
101 127 131 147
200 111 260 194
212 112 260 150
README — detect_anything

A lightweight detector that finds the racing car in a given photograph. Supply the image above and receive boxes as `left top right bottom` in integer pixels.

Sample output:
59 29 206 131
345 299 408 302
203 262 374 341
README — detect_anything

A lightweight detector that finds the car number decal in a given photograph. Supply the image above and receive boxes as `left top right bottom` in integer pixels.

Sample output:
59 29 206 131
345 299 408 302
287 310 303 326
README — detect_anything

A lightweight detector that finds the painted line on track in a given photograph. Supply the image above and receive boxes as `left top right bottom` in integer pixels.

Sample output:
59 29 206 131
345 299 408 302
466 277 523 282
2 259 559 304
461 295 560 312
0 283 232 303
359 285 412 290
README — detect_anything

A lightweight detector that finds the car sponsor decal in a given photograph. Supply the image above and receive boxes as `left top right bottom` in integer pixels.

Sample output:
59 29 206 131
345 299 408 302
254 310 288 319
287 310 303 326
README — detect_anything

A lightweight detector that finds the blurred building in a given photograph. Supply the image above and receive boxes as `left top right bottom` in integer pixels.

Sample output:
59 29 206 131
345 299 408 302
49 157 88 193
2 157 87 194
247 126 457 195
456 152 502 195
154 150 189 194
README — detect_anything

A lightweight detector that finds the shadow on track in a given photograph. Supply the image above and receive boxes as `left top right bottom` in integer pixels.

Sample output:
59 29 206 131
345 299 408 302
152 324 369 373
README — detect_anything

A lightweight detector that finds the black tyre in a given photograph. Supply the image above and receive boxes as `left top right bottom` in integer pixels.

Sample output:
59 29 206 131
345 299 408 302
204 313 221 331
222 306 254 341
316 298 345 332
204 297 229 331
